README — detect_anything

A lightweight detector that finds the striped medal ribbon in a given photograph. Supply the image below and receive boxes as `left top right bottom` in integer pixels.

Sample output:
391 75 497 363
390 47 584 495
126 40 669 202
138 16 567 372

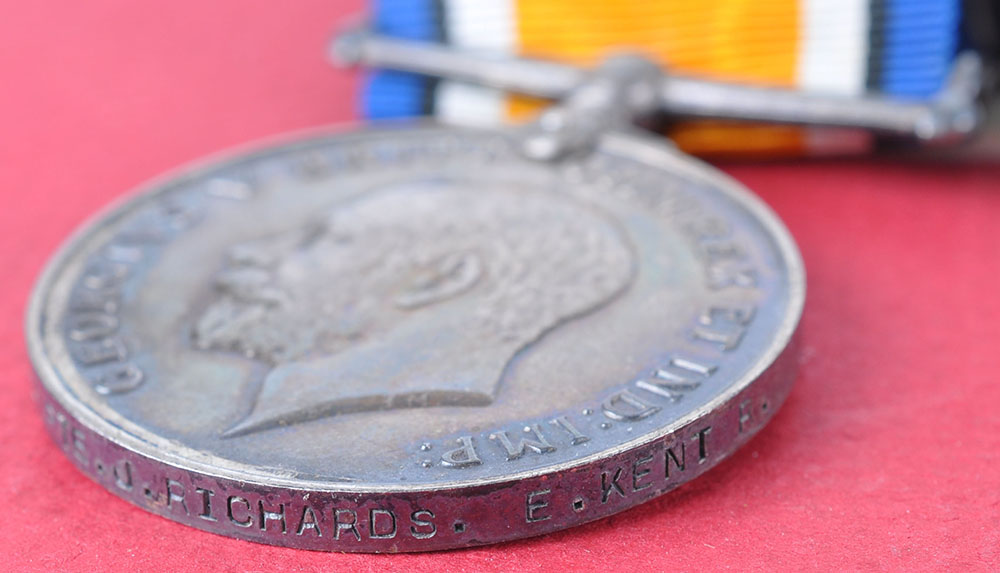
362 0 964 156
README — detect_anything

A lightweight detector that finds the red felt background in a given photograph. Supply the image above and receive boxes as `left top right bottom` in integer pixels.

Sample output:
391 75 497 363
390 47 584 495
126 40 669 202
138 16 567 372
1 1 998 570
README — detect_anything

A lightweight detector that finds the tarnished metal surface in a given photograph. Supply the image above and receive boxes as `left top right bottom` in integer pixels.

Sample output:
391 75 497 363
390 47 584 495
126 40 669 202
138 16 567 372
28 124 803 551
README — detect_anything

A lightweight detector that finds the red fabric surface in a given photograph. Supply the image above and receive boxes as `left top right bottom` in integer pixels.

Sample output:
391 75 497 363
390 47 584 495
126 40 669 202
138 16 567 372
2 2 999 570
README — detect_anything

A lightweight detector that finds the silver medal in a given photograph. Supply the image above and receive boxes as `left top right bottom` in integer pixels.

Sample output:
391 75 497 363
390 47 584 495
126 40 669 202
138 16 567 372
27 27 983 552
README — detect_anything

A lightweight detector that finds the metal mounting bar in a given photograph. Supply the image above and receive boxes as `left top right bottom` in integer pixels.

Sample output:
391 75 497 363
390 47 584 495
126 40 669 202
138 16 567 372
332 27 984 143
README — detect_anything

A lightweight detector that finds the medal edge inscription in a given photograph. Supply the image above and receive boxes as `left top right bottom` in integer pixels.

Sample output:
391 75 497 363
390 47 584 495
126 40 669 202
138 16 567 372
36 335 796 552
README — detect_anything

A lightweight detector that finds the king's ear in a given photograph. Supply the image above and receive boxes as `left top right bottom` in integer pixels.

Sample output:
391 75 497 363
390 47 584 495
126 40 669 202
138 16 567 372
394 251 483 310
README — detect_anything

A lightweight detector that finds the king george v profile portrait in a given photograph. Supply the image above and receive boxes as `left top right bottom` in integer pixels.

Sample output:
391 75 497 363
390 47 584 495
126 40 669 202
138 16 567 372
192 179 636 437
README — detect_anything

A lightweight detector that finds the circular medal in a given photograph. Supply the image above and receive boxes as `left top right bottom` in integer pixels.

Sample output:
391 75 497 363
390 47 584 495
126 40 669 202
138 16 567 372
27 124 804 552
